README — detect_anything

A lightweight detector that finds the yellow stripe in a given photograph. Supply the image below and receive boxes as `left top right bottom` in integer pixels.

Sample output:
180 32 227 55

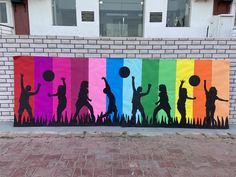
175 60 195 123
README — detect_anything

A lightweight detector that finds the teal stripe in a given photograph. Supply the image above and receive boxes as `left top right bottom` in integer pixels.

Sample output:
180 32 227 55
122 59 142 122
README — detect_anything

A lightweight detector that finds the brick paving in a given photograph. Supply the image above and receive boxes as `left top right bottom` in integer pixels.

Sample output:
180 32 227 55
0 133 236 177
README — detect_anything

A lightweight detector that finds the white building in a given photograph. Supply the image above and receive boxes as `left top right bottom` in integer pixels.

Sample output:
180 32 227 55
0 0 236 37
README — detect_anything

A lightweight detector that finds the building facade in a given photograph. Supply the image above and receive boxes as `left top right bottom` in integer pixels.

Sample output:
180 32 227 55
0 0 236 38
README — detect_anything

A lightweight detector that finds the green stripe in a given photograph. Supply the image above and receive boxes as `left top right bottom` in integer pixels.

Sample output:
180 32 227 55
157 60 176 123
141 59 160 124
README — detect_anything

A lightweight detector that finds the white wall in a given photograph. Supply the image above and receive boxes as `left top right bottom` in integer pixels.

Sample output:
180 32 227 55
28 0 99 36
144 0 214 38
76 0 99 37
28 0 221 38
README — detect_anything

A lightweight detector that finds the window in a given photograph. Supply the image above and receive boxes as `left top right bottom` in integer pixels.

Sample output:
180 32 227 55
166 0 190 27
100 0 144 37
0 2 7 23
52 0 76 26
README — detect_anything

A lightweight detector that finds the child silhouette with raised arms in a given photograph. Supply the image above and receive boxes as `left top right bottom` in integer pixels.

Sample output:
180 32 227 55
153 84 172 123
48 78 67 123
204 80 228 126
177 80 196 125
131 76 151 122
18 74 41 123
100 77 117 119
73 81 95 120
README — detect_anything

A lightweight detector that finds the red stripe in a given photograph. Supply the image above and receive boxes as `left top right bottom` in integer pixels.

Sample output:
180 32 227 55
14 56 34 123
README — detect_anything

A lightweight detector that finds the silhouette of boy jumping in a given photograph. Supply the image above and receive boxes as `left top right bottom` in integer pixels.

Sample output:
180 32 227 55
177 80 196 125
73 81 95 120
100 77 117 119
131 76 151 122
48 78 67 123
204 80 228 126
153 84 172 123
18 74 41 123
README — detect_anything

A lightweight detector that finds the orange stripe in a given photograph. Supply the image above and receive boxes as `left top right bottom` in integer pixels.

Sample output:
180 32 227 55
193 60 212 122
212 60 230 120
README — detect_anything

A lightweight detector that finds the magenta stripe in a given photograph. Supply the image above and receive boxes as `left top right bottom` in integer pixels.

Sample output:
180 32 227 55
52 57 71 122
71 58 89 117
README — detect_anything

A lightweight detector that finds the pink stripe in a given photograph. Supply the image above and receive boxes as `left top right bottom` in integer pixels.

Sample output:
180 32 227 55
89 58 106 119
53 58 71 122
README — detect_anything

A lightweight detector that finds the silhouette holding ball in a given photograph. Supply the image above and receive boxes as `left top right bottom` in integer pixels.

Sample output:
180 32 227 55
100 77 117 120
18 74 41 123
131 76 151 123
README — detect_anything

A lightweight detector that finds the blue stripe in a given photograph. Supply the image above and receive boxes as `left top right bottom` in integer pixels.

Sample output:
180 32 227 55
106 58 124 121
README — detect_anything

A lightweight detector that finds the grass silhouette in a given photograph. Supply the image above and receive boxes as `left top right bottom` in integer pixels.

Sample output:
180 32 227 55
14 113 229 129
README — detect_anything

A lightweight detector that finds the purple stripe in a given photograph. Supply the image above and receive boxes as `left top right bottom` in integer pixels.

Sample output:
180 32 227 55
34 57 53 123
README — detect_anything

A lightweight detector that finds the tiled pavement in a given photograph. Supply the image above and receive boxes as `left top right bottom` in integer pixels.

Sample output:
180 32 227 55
0 132 236 177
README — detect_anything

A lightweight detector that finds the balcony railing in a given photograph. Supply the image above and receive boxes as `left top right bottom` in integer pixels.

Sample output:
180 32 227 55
0 24 14 35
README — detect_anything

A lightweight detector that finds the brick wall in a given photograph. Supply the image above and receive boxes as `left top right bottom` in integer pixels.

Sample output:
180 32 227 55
0 35 236 124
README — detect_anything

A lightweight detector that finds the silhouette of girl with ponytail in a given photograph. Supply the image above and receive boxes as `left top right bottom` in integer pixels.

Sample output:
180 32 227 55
204 80 228 126
153 84 172 123
177 80 196 125
48 78 67 122
73 81 95 120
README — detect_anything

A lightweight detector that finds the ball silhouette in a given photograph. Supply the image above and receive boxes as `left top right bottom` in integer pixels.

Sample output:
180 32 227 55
189 75 200 87
43 70 55 82
119 66 130 78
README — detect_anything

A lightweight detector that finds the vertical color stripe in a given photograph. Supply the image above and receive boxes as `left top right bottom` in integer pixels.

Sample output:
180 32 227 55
89 58 106 119
106 58 124 120
52 57 71 122
14 56 34 123
193 60 212 122
34 57 53 123
141 59 159 124
122 59 142 122
212 60 230 120
158 60 176 123
71 58 89 118
175 60 195 123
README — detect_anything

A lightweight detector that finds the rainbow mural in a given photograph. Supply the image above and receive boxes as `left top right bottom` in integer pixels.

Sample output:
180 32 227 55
14 56 230 128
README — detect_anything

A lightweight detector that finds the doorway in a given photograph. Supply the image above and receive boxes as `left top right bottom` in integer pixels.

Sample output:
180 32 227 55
213 0 232 15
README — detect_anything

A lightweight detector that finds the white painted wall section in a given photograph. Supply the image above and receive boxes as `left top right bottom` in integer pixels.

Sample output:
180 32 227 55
144 0 214 38
28 0 99 36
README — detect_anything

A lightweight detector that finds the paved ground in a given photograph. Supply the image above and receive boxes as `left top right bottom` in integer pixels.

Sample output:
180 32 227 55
0 121 236 177
1 121 236 136
0 133 236 177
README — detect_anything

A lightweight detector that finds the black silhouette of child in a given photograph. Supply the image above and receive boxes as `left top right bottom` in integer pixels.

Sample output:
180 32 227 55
18 74 41 123
177 80 196 125
73 81 95 120
100 77 117 119
48 78 66 122
204 80 228 125
153 84 172 123
131 76 151 121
